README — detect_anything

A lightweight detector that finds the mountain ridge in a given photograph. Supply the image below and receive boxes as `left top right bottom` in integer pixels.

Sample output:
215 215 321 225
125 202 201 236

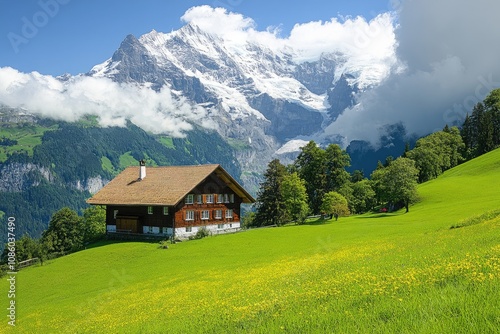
86 21 385 178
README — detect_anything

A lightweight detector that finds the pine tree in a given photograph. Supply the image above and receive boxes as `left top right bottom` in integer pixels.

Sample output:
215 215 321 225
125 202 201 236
461 113 474 151
324 144 351 193
383 157 419 213
479 107 495 155
484 88 500 149
255 159 288 226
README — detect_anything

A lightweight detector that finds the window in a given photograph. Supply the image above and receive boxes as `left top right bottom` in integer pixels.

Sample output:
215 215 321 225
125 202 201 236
215 209 222 219
201 210 210 220
113 210 119 219
217 224 224 229
143 226 159 234
224 194 229 203
217 194 223 203
147 206 153 215
186 226 192 232
197 194 203 204
185 210 194 221
230 194 234 203
226 209 233 219
206 194 214 203
163 207 169 215
186 194 194 204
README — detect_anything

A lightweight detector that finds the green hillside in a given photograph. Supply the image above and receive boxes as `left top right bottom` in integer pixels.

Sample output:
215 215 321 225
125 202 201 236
2 149 500 333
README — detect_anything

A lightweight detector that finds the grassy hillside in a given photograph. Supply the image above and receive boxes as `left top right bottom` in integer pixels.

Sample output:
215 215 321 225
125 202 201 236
2 150 500 333
0 123 58 162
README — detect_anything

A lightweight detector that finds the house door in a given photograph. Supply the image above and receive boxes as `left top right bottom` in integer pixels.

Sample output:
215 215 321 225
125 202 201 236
116 217 139 233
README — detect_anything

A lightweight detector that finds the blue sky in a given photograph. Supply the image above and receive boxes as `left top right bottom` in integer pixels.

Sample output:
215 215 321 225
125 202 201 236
0 0 392 75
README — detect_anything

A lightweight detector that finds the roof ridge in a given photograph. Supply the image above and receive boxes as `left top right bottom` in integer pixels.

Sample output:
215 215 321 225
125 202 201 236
125 164 220 168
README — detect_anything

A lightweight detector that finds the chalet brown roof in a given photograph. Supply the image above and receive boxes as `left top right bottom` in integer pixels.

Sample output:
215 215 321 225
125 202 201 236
86 164 255 206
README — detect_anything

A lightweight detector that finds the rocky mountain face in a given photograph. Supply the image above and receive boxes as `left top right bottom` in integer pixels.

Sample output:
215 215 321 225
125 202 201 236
88 23 372 180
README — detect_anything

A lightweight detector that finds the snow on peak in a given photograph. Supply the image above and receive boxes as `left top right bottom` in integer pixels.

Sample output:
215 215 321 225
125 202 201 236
275 139 310 154
90 7 398 126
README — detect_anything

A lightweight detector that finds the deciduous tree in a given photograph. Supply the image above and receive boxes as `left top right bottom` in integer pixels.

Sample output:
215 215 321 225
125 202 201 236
351 180 376 214
81 205 106 244
407 127 465 182
320 191 350 220
281 172 310 224
383 157 419 213
370 165 388 205
41 207 83 254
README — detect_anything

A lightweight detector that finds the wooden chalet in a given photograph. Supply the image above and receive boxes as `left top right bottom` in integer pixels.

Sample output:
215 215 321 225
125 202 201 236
86 162 255 239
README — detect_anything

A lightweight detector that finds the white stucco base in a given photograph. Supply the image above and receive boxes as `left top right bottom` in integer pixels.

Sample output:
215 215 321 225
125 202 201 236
107 223 241 240
175 222 241 239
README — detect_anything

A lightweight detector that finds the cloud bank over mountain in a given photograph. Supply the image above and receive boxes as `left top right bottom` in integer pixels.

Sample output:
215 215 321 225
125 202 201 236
0 67 213 137
181 5 398 81
325 0 500 146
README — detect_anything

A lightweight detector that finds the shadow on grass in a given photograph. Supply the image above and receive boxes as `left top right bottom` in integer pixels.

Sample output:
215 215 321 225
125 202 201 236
303 217 334 225
84 238 161 250
355 213 400 219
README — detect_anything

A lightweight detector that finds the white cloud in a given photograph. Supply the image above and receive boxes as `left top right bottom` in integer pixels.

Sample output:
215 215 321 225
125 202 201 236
325 0 500 146
288 14 397 63
181 5 255 36
0 67 213 137
180 6 398 81
181 5 286 53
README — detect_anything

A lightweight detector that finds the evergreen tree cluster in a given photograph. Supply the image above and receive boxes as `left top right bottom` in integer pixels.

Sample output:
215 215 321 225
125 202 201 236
0 137 17 146
461 88 500 158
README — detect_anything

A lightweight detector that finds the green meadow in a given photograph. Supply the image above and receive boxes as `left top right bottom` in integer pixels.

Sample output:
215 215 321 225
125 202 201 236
0 124 58 162
2 149 500 333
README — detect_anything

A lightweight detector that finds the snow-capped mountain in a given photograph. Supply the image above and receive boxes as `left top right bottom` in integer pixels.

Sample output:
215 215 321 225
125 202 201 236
88 21 390 178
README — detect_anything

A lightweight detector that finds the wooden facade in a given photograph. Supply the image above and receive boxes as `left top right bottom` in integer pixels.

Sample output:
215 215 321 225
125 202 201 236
105 205 173 234
87 164 255 239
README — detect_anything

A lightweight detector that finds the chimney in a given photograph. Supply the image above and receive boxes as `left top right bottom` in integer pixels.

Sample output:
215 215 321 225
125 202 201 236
139 159 146 180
